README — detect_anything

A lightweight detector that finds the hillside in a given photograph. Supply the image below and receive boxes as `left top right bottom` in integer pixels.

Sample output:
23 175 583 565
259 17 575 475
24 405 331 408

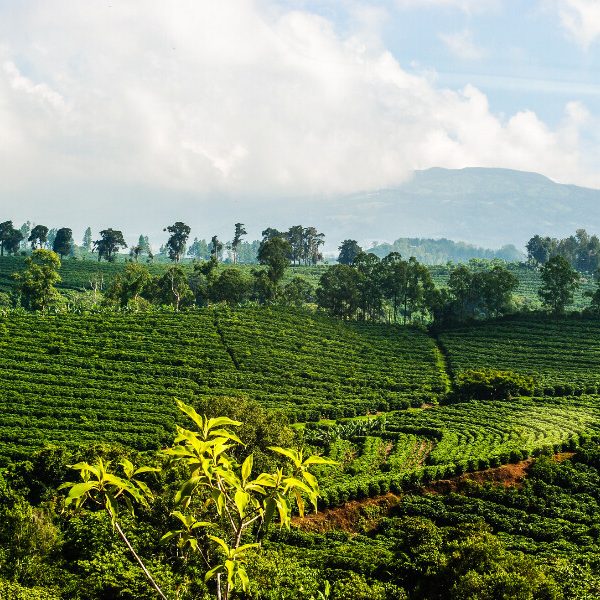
322 167 600 248
0 308 443 464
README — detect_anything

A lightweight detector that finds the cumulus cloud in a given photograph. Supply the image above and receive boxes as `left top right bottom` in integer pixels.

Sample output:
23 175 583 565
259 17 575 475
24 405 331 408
554 0 600 47
439 29 485 59
0 0 597 209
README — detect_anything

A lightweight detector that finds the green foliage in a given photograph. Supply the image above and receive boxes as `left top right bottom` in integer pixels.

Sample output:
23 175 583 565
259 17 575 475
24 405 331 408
539 256 580 314
163 222 191 263
453 369 536 401
12 249 62 311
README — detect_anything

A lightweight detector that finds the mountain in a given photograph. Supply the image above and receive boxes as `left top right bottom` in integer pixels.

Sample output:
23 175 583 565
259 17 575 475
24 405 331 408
317 167 600 250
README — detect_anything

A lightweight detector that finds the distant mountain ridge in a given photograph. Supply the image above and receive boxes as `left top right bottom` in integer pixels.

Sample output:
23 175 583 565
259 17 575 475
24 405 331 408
319 167 600 249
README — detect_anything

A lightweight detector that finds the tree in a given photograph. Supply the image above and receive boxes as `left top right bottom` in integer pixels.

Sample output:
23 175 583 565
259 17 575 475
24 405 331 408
93 229 127 262
52 228 73 259
0 221 23 256
155 266 194 310
19 222 31 251
187 237 210 260
281 277 314 307
286 226 304 266
0 221 13 256
257 236 291 286
105 263 153 309
164 222 191 262
526 235 556 266
338 240 362 265
316 264 361 320
210 235 224 263
231 223 247 264
82 227 93 252
538 255 580 314
209 268 251 305
61 400 332 600
28 225 49 250
302 227 325 266
12 249 62 311
46 228 58 250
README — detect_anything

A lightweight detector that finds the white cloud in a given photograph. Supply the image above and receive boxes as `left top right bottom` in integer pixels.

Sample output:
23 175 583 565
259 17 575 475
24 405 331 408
439 29 485 59
554 0 600 47
395 0 499 13
0 0 597 210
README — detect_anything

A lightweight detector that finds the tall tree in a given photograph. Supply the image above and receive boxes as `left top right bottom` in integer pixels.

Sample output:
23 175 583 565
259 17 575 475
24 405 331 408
231 223 247 264
338 240 362 265
156 266 194 310
28 225 49 250
316 264 360 320
82 227 93 252
93 229 127 262
12 249 61 311
19 222 31 251
52 228 73 259
302 227 325 266
46 228 58 250
286 225 304 265
526 235 556 266
257 236 291 285
210 235 224 263
0 221 23 255
187 237 209 260
538 255 580 314
164 222 191 262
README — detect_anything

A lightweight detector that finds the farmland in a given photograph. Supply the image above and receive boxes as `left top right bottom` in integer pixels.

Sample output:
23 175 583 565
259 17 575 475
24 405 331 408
439 316 600 394
0 307 444 464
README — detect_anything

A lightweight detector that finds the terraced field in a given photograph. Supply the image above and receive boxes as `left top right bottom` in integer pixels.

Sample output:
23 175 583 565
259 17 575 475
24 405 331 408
439 316 600 394
0 308 444 464
315 395 600 506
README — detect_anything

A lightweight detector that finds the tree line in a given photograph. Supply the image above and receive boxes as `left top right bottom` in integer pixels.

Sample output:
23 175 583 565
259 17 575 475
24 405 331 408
526 228 600 272
0 219 326 266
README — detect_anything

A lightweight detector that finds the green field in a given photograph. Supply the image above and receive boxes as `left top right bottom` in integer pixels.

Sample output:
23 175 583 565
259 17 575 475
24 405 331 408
0 255 326 294
0 308 444 464
439 316 600 394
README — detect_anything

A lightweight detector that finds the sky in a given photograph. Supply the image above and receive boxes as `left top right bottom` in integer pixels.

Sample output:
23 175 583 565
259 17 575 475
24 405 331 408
0 0 599 246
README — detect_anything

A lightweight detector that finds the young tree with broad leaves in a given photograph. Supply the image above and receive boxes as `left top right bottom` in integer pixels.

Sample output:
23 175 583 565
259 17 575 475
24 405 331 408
61 400 333 600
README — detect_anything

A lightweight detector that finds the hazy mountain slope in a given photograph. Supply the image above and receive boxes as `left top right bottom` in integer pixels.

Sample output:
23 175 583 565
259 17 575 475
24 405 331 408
320 168 600 248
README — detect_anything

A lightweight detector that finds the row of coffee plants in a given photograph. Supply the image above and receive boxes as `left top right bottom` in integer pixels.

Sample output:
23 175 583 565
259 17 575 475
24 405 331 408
271 449 600 598
0 308 445 463
439 316 600 394
313 396 600 507
214 307 446 417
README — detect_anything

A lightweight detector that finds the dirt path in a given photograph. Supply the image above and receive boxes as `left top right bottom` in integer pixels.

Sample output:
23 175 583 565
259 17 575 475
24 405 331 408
295 452 575 533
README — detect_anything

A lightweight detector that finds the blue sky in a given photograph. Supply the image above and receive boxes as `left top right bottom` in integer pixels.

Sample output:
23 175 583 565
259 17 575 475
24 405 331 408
0 0 599 243
291 0 600 126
